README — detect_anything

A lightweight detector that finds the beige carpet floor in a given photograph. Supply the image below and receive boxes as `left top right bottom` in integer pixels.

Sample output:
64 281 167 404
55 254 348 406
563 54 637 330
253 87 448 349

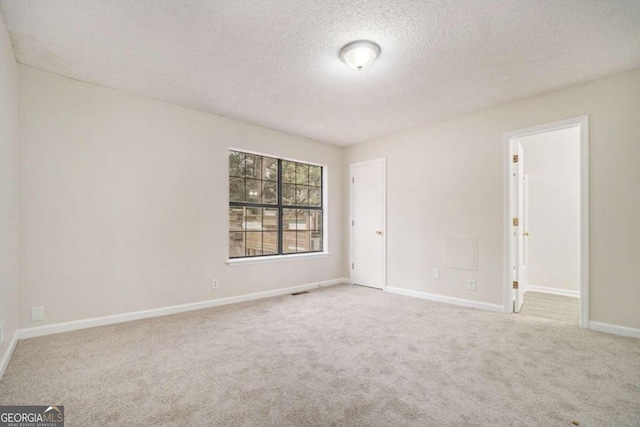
1 284 639 426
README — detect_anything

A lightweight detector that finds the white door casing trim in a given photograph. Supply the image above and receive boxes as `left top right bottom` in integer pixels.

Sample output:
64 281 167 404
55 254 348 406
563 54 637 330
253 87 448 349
349 158 387 290
503 116 589 327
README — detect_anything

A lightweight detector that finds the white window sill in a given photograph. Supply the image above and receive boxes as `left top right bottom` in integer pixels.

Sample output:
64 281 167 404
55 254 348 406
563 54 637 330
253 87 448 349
226 252 330 267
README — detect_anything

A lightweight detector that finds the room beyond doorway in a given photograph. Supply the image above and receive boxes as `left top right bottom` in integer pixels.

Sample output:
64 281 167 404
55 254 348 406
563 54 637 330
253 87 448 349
520 291 580 325
504 117 589 327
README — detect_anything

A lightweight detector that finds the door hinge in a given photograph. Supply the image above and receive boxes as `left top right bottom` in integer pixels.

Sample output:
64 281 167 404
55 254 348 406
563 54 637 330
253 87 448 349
352 177 354 183
513 154 519 163
513 218 519 226
513 281 518 289
351 263 354 270
352 220 354 226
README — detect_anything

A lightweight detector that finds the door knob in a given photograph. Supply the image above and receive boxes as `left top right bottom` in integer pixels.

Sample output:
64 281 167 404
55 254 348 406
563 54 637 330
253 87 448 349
523 232 529 236
376 230 383 235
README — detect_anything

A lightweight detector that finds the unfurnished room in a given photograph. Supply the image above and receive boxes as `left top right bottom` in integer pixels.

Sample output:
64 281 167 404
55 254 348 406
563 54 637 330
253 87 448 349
0 1 639 426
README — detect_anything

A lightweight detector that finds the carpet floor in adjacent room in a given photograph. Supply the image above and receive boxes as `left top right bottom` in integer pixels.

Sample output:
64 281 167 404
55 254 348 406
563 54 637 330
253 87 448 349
1 284 639 426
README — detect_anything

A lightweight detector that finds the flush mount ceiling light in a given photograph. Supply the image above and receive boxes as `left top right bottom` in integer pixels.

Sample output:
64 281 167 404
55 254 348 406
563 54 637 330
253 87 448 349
339 40 380 70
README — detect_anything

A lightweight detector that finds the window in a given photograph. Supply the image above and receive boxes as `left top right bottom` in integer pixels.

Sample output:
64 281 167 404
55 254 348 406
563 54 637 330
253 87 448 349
229 150 323 259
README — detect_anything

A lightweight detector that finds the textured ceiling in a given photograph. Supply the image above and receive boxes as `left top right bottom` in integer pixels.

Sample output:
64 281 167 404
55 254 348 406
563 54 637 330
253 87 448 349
1 1 640 145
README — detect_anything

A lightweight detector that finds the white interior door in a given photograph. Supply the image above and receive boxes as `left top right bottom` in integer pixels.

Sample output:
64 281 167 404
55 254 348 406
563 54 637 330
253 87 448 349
514 141 527 312
351 159 385 289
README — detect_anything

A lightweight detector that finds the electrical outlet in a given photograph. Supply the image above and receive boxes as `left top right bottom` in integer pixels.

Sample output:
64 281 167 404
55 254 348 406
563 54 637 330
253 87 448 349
467 279 476 291
211 279 219 290
31 306 44 322
432 268 440 280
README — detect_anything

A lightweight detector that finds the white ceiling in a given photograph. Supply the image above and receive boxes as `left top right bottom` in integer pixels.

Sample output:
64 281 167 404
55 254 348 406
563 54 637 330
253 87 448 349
1 1 640 145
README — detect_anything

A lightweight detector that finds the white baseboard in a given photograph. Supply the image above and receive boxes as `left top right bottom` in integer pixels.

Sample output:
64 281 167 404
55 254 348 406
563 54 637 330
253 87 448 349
0 332 19 381
17 278 348 340
385 286 504 313
526 284 579 298
589 321 640 339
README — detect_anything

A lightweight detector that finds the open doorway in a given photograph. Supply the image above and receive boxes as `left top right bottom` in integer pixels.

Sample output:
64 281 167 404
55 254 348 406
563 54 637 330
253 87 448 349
504 117 589 327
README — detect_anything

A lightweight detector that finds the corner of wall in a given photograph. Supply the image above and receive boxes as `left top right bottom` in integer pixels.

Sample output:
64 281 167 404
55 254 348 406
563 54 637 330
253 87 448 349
0 8 20 380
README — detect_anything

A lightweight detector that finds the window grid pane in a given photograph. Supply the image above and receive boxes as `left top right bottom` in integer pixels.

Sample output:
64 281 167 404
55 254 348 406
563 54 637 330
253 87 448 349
229 151 245 178
229 231 245 258
245 154 261 180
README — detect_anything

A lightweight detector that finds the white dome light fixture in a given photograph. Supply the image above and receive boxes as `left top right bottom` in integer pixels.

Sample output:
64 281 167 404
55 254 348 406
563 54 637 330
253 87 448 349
340 40 380 70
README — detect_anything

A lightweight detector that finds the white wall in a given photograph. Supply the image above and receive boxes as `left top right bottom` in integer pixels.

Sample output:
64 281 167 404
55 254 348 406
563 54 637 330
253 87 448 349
13 59 640 332
18 65 344 328
0 14 19 364
343 67 640 330
520 127 580 292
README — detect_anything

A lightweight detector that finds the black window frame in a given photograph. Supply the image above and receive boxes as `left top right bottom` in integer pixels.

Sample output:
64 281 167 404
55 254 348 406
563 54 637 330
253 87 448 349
229 150 324 259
